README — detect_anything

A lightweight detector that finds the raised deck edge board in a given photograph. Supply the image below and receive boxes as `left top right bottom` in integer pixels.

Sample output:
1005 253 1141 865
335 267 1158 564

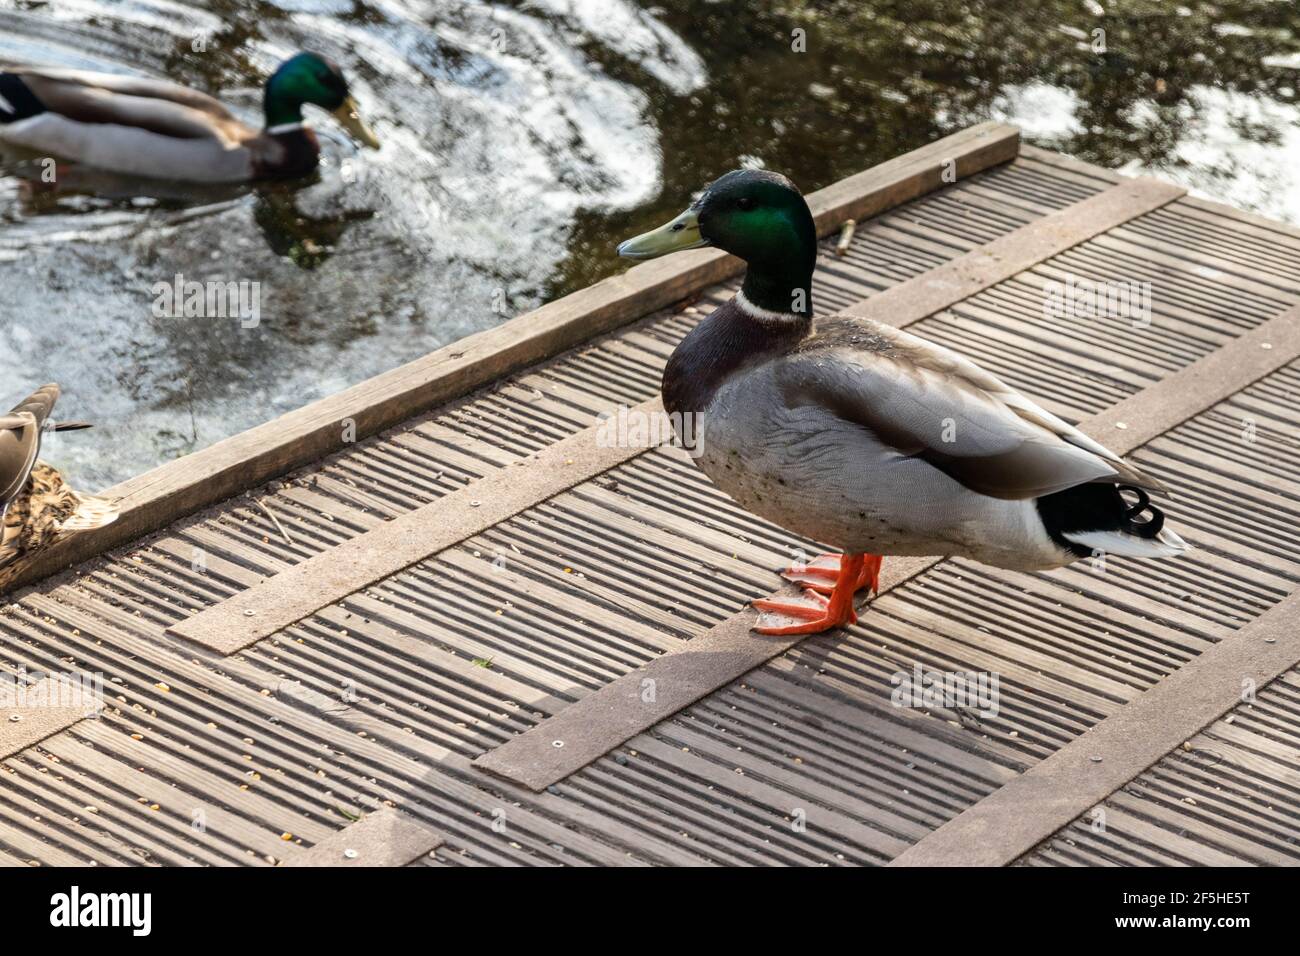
167 175 1183 653
2 122 1021 595
472 306 1300 792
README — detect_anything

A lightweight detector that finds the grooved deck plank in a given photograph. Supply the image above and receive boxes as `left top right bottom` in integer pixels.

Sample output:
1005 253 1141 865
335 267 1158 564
843 177 1184 327
9 132 1300 867
471 304 1300 792
890 586 1300 867
166 425 651 654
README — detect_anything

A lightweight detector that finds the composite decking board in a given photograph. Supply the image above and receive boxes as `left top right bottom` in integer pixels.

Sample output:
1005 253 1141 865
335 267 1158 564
890 581 1300 867
1019 663 1300 867
0 847 30 867
68 719 336 856
1137 202 1300 283
1022 805 1247 867
27 734 273 867
840 177 1184 327
161 423 666 654
4 142 1299 865
675 696 1003 820
165 176 1178 656
1091 231 1300 309
472 303 1300 791
2 602 655 867
1017 145 1125 186
1117 773 1300 864
682 697 1000 817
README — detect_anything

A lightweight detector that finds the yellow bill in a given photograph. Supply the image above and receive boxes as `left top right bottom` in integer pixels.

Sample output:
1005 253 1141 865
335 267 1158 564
332 96 380 149
617 207 708 260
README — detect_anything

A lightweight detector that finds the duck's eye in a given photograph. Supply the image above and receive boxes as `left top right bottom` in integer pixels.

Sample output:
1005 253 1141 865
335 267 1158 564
736 197 756 211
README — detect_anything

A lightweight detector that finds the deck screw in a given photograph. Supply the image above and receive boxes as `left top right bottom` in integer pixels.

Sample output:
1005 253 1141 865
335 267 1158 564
7 715 20 722
343 849 358 860
552 739 564 749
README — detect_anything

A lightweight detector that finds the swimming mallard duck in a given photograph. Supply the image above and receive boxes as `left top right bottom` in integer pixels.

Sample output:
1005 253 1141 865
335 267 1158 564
618 169 1186 635
0 52 379 183
0 385 117 589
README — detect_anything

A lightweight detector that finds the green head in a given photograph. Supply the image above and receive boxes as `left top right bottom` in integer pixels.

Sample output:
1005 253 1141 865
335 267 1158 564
264 52 379 148
618 169 817 316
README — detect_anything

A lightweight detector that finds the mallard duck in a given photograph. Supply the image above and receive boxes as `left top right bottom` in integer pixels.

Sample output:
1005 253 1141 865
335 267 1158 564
0 385 117 589
618 169 1186 635
0 52 379 183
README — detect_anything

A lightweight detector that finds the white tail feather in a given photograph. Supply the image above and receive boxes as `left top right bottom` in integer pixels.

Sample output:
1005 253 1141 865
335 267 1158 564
1064 525 1187 558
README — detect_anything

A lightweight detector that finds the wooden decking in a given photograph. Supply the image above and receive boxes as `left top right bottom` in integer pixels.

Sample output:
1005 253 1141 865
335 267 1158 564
3 123 1300 866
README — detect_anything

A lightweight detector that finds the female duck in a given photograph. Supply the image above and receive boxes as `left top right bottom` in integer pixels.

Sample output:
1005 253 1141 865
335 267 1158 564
0 52 379 182
618 169 1185 635
0 384 116 590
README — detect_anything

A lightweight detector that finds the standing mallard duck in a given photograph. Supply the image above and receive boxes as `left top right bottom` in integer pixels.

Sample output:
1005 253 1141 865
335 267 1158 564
618 169 1186 635
0 52 379 183
0 385 117 589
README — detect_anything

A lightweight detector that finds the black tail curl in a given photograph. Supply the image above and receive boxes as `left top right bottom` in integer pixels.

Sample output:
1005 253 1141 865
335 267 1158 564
1118 485 1165 539
1036 481 1170 557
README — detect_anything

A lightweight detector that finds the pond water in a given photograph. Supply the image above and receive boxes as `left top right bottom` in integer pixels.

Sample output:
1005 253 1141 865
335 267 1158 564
1 0 1297 490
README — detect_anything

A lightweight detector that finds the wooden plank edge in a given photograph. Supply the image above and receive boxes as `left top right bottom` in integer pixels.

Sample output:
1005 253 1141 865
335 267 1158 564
888 586 1300 867
469 303 1300 792
1 122 1021 596
166 399 666 653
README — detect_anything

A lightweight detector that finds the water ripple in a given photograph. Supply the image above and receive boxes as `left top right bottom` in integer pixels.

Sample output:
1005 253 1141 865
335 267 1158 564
0 0 704 489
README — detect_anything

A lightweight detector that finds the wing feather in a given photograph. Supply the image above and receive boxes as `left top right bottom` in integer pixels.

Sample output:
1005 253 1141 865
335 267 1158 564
777 317 1165 500
14 68 248 143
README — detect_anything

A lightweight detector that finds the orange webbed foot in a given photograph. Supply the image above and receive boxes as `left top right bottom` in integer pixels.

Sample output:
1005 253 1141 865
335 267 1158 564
781 552 883 595
755 552 879 635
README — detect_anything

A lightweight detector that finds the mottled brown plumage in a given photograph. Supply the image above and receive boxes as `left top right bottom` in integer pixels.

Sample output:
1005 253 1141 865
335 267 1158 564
0 385 116 590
